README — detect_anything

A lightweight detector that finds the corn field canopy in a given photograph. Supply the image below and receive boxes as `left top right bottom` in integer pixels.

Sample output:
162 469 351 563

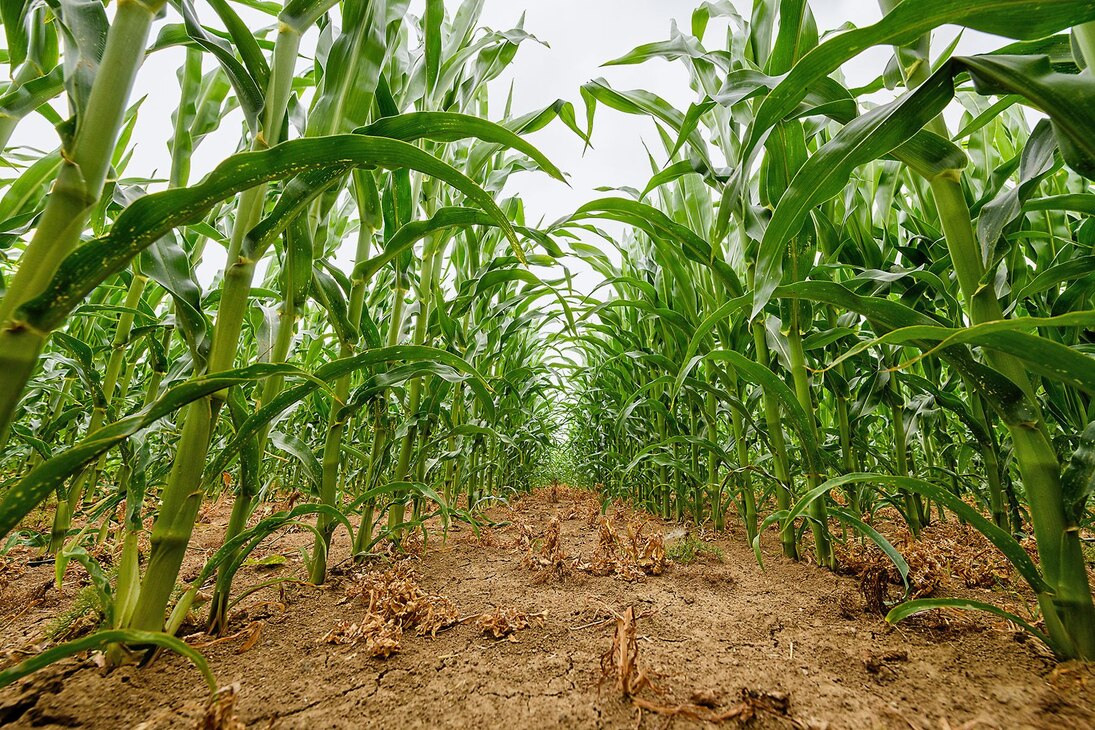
1 0 1095 724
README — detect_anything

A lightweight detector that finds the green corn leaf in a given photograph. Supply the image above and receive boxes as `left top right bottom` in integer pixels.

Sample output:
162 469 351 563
799 473 1048 594
0 65 64 122
19 135 520 333
339 362 468 420
361 207 496 282
269 430 323 488
204 0 270 90
358 111 565 182
0 150 62 224
567 198 743 296
1 0 29 68
0 629 216 694
424 0 443 94
752 68 960 318
308 0 395 136
172 0 264 130
202 346 495 483
55 0 109 125
1061 422 1095 524
186 504 355 594
830 506 911 595
961 54 1095 179
581 78 712 168
773 280 1038 430
977 120 1060 259
745 0 1095 163
311 264 355 345
702 349 820 474
820 311 1095 396
0 363 306 539
139 233 209 367
886 598 1054 653
279 0 340 32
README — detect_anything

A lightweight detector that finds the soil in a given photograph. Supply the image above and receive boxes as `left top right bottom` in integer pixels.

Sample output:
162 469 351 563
1 486 1092 729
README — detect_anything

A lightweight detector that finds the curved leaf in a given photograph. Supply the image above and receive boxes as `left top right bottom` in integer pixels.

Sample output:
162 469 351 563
0 629 216 694
20 135 520 332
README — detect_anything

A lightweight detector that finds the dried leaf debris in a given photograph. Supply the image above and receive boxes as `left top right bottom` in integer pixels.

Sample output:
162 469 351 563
324 563 458 657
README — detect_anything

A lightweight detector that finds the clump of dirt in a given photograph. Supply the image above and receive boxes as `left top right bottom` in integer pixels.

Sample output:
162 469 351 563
631 688 794 725
1048 660 1095 694
863 649 909 680
196 493 230 526
0 551 51 621
0 554 27 613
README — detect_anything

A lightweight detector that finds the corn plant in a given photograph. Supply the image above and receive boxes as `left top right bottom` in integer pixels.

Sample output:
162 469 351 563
2 0 1095 698
0 0 571 672
562 0 1095 660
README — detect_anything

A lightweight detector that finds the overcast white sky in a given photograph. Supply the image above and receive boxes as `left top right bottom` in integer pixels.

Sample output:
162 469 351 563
12 1 1005 290
472 1 999 226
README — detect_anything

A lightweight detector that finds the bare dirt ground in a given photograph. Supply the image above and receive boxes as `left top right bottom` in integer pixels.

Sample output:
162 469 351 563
1 486 1092 729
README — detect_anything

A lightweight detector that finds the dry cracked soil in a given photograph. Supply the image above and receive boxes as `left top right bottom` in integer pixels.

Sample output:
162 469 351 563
1 486 1092 729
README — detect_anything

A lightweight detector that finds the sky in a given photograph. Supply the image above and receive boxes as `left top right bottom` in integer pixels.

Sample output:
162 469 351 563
466 1 999 227
11 1 1006 291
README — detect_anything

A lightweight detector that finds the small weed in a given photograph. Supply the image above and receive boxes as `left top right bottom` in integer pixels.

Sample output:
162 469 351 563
46 583 103 640
667 534 724 565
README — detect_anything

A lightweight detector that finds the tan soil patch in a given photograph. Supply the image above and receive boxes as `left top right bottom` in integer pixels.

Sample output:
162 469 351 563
1 486 1091 729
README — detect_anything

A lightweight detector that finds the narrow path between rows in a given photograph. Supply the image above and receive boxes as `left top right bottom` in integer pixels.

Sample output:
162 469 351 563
1 486 1090 729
